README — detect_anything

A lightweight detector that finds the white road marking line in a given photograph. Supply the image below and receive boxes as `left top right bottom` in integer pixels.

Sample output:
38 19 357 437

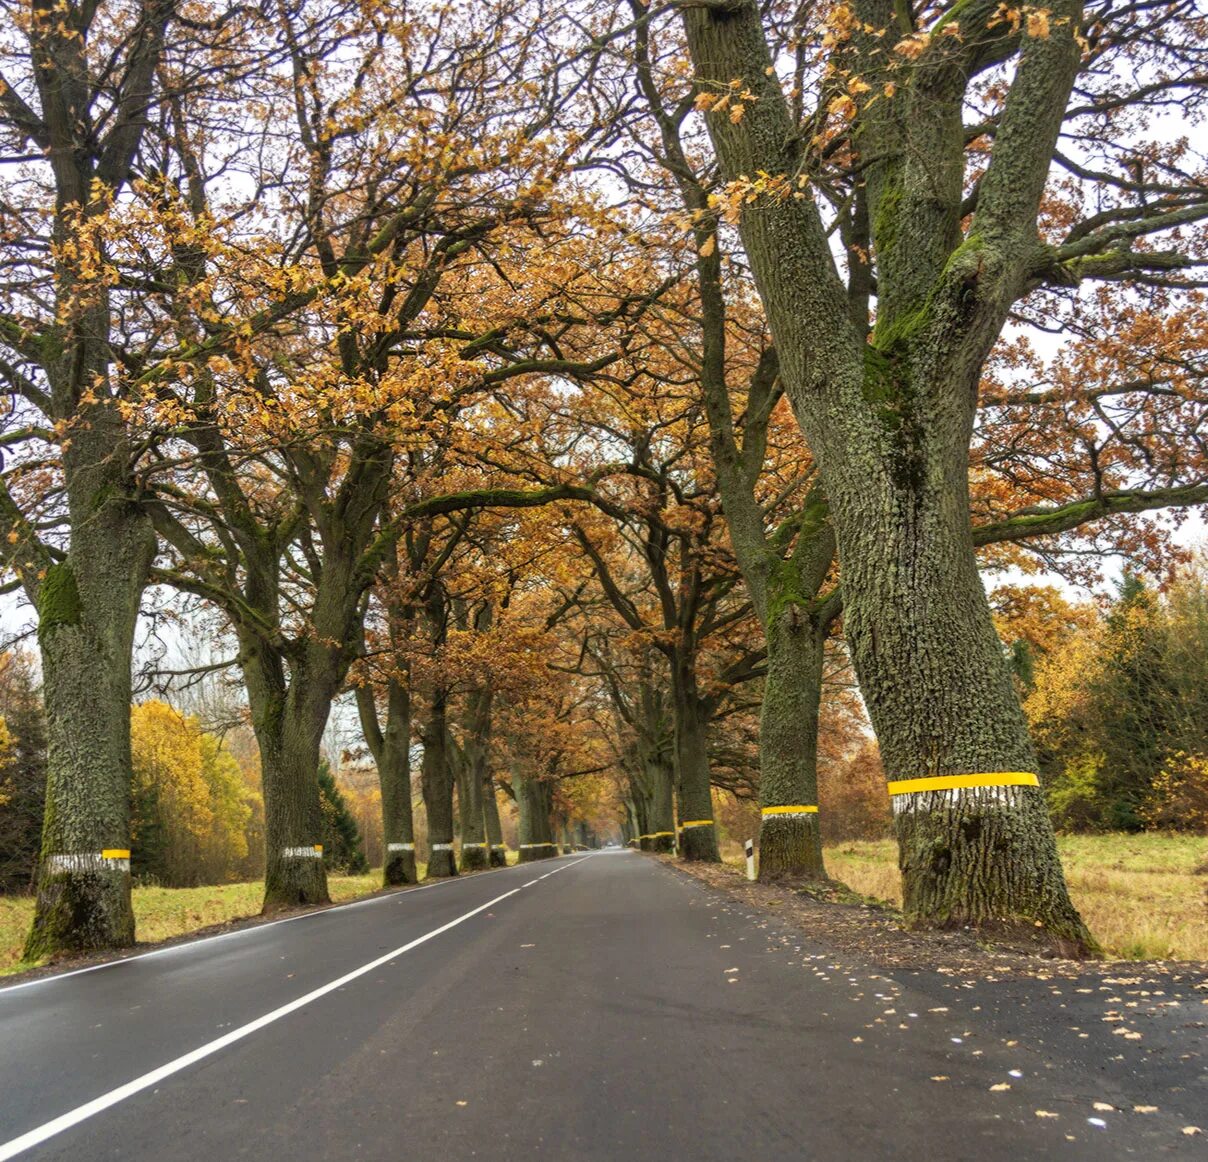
0 852 579 996
0 855 593 1160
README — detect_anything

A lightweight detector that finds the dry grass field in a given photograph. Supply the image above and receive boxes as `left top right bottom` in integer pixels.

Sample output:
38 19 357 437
822 833 1208 961
0 869 389 975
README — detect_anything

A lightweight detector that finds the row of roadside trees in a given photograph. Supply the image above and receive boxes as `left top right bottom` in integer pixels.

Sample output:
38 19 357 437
0 0 1205 959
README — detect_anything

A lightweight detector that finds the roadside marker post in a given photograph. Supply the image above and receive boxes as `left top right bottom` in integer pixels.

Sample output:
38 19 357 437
744 838 755 881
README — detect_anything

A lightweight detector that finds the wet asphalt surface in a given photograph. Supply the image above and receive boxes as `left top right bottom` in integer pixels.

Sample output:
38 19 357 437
1 850 1204 1159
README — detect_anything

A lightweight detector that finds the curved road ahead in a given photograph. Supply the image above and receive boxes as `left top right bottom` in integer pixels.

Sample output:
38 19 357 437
1 852 1203 1159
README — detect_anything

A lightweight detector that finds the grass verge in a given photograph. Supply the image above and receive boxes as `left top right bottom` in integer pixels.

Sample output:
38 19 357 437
820 833 1207 961
0 865 422 976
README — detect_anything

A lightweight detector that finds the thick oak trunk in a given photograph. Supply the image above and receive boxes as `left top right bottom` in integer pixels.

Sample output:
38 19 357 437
456 690 491 872
456 762 488 871
515 772 557 862
248 658 331 909
757 599 827 882
358 680 417 887
840 476 1089 948
681 0 1090 949
420 690 457 879
26 479 153 957
482 775 508 866
641 753 676 854
670 657 719 863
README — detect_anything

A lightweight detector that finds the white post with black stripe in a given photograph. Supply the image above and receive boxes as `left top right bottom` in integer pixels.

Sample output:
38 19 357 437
745 837 756 881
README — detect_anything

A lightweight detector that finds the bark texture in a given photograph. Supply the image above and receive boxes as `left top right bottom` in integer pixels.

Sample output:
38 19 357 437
515 772 557 863
482 775 508 866
757 594 828 882
669 656 719 862
18 0 172 958
246 645 331 908
420 688 457 878
455 686 491 872
357 679 417 887
26 519 151 956
681 0 1092 947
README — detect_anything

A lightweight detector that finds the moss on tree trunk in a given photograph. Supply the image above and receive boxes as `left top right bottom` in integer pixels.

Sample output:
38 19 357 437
680 0 1091 950
26 464 154 958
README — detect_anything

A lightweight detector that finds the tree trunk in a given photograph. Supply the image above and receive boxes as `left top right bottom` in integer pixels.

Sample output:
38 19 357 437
25 478 154 957
18 0 170 962
622 800 638 847
680 1 1090 950
420 689 457 878
357 679 417 887
841 479 1090 947
515 772 557 862
482 773 507 866
456 689 491 872
246 647 331 909
625 762 652 847
641 750 676 854
670 655 720 862
456 761 488 870
757 594 827 882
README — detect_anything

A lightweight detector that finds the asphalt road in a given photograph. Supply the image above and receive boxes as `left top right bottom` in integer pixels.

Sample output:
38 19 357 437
1 851 1204 1160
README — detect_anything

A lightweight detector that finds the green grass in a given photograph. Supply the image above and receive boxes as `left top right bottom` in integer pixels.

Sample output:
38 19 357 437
0 852 530 976
822 833 1208 961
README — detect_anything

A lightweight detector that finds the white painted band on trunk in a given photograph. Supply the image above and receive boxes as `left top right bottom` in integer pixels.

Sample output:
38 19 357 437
891 784 1026 816
282 846 322 858
430 843 454 851
47 854 130 873
760 811 819 820
0 857 593 1162
461 843 487 848
519 843 556 848
386 843 414 852
491 845 507 850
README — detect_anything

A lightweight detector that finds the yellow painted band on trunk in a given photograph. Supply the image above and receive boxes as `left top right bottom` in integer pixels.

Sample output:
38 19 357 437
680 820 714 828
101 849 131 859
887 772 1039 796
761 805 819 815
637 831 676 840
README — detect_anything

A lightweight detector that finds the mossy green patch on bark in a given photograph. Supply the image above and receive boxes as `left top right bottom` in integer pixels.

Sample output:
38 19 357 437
37 563 83 644
24 867 135 960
